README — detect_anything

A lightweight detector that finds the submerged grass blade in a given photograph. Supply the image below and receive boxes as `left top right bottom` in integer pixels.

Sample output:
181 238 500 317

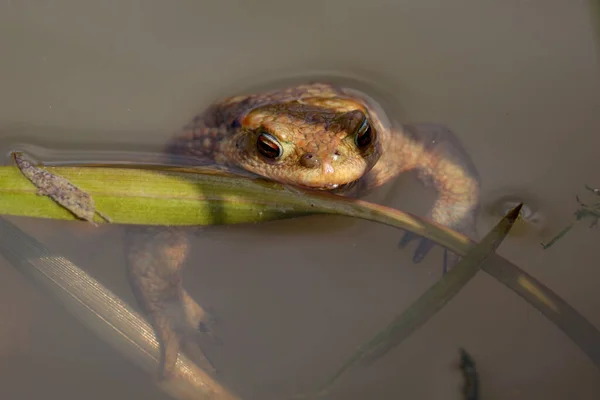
1 164 600 395
481 254 600 373
361 204 523 364
540 223 574 249
0 217 239 400
302 205 522 399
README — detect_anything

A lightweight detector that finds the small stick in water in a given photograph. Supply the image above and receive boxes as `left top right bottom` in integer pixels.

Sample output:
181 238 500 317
459 348 479 400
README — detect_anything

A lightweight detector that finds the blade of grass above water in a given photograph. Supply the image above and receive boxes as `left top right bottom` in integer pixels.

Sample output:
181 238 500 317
1 165 599 385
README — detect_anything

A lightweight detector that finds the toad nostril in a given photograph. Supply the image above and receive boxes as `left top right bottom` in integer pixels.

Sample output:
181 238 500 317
300 153 320 169
332 149 341 160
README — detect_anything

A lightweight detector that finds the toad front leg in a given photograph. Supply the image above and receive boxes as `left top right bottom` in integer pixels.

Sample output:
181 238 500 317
367 123 481 269
124 226 217 378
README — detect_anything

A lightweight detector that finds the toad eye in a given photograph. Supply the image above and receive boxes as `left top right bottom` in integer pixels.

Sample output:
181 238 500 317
354 118 374 148
256 132 283 159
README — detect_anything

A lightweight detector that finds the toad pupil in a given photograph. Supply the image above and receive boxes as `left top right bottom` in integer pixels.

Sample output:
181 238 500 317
257 132 282 159
355 119 373 148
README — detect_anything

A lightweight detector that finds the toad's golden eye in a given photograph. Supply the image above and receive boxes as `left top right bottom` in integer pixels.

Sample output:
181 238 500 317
256 132 283 159
355 118 374 148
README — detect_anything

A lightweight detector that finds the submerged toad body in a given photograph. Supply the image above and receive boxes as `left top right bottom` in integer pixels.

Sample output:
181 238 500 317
125 82 481 378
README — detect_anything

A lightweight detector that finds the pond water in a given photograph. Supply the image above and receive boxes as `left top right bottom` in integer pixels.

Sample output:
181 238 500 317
1 1 600 399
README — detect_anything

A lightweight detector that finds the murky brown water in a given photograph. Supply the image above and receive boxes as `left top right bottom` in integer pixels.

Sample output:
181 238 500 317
2 1 600 399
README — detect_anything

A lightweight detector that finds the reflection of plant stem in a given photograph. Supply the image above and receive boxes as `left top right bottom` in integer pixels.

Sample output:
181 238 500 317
541 185 599 249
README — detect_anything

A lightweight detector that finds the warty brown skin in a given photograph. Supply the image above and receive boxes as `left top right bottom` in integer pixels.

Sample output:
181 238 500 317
125 82 481 379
